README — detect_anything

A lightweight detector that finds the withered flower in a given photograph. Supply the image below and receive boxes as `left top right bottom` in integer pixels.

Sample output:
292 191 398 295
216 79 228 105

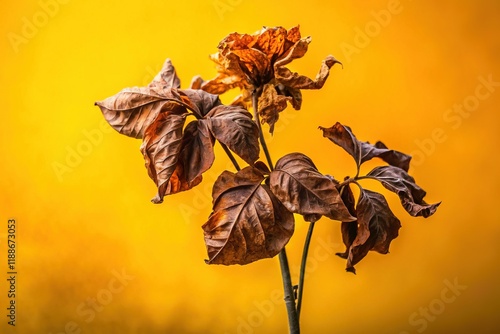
199 25 341 133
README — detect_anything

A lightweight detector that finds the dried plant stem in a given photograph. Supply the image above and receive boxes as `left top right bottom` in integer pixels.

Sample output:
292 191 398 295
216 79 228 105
252 89 300 334
296 221 315 319
251 89 274 170
279 248 300 334
220 142 241 171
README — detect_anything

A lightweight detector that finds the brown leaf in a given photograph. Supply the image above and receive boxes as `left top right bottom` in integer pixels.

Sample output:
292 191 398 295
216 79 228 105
346 189 401 274
206 105 260 165
274 55 341 90
200 26 342 133
203 167 294 265
140 110 187 203
269 153 355 223
258 83 290 133
149 58 181 89
336 184 358 259
367 166 441 217
169 120 215 188
95 87 184 139
319 122 412 171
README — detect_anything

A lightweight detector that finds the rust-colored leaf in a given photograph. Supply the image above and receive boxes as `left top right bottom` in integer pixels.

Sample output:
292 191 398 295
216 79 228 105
96 59 221 138
336 184 358 259
201 26 340 133
258 84 290 133
203 167 294 265
179 120 215 184
274 55 341 90
269 153 355 223
95 87 182 139
140 110 187 204
206 105 260 165
346 189 401 274
319 122 412 171
367 166 441 217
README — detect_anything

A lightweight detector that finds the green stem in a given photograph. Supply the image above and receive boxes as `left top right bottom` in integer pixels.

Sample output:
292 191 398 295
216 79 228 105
296 221 315 319
279 248 301 334
252 88 299 334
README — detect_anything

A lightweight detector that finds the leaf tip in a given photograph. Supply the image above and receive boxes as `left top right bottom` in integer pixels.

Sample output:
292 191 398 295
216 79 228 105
335 252 348 259
151 195 164 204
346 267 356 275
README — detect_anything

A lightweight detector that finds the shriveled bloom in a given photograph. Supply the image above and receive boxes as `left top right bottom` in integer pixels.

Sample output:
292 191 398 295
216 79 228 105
198 25 341 133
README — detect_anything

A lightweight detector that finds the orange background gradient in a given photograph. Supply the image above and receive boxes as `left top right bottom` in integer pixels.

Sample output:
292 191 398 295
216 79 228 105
1 0 499 333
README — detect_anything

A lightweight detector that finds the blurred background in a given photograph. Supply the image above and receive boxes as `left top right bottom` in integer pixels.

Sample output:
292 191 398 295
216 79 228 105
1 0 499 333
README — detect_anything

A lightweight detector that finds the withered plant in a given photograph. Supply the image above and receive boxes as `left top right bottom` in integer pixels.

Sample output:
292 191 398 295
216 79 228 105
95 26 440 333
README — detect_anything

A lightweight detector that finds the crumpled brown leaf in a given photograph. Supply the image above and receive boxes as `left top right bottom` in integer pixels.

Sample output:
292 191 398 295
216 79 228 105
203 166 294 265
96 59 259 203
269 153 355 223
200 26 341 133
335 184 358 259
367 166 441 217
319 122 412 172
206 105 260 165
342 189 401 274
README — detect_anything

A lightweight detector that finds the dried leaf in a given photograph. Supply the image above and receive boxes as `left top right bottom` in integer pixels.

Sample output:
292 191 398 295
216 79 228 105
367 166 441 217
201 26 340 133
203 167 294 265
319 122 412 171
140 111 187 203
149 58 181 89
95 87 183 139
336 184 358 259
258 84 290 133
269 153 355 223
346 189 401 274
274 55 341 90
206 105 260 165
174 120 215 185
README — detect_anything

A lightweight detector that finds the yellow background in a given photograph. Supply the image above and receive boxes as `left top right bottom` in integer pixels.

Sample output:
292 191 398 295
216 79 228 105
1 0 499 333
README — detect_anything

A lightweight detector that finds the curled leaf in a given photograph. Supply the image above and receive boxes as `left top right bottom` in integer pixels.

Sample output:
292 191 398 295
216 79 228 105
201 26 341 133
95 87 180 139
203 167 294 265
336 184 358 259
346 189 401 274
269 153 355 222
367 166 441 217
319 122 411 171
206 105 260 165
96 58 234 203
140 111 187 203
149 58 181 89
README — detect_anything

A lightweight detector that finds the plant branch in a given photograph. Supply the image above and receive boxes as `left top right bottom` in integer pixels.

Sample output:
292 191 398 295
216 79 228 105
279 248 301 334
219 142 240 171
296 221 316 319
253 88 299 333
251 88 274 170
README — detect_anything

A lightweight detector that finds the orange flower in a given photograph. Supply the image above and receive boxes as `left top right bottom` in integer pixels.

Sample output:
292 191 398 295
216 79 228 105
199 26 341 133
